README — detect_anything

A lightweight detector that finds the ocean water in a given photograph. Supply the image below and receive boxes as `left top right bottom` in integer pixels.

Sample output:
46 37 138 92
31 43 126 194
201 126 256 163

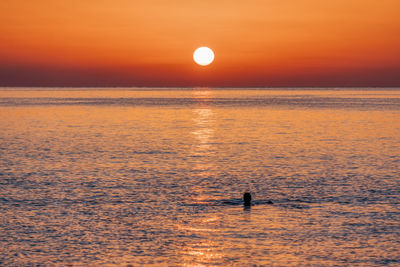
0 88 399 266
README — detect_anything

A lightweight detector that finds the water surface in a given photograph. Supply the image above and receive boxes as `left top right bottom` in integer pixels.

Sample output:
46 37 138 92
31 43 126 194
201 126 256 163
0 88 399 266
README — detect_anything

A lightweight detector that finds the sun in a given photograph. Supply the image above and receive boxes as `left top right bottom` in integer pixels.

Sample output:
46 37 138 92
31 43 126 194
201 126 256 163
193 47 214 66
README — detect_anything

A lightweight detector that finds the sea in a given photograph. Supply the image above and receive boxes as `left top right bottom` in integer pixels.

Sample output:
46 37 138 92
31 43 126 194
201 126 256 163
0 88 399 266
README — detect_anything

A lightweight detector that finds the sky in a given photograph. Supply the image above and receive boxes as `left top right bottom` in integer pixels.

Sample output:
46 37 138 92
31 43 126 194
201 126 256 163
0 0 399 87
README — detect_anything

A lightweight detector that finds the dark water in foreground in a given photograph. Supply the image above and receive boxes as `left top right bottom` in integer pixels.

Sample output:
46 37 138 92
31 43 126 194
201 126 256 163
0 88 399 266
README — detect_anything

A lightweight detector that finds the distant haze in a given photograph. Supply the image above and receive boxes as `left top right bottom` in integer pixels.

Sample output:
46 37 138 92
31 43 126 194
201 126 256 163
1 0 399 87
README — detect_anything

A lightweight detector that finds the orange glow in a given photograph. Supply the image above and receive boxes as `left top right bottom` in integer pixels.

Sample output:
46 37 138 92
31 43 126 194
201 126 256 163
0 0 399 86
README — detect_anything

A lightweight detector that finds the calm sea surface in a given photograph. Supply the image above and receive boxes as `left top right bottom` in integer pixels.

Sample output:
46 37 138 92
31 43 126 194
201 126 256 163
0 88 399 266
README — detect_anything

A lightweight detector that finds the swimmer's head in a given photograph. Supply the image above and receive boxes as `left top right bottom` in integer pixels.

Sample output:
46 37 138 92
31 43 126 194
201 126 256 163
243 192 252 206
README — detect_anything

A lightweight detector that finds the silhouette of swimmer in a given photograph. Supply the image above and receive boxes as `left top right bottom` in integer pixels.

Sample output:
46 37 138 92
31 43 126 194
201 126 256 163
243 192 252 206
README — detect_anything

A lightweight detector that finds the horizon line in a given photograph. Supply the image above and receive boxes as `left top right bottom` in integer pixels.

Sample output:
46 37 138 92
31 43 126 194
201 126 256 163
1 86 400 90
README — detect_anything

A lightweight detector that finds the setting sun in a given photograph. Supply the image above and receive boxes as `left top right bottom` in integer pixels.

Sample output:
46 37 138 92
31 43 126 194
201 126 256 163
193 47 214 66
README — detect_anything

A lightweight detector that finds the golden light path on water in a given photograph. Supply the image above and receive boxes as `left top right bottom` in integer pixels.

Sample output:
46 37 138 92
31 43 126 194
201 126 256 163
181 89 221 265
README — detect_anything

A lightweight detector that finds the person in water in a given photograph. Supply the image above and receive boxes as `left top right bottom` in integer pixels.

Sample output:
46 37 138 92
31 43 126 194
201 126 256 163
243 192 252 206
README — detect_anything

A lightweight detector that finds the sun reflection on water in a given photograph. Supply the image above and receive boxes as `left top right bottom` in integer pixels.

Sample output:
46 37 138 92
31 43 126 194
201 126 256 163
191 90 215 152
190 88 216 180
177 89 226 265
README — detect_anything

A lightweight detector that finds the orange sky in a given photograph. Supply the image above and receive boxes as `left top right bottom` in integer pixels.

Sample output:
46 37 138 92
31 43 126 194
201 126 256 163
0 0 399 87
